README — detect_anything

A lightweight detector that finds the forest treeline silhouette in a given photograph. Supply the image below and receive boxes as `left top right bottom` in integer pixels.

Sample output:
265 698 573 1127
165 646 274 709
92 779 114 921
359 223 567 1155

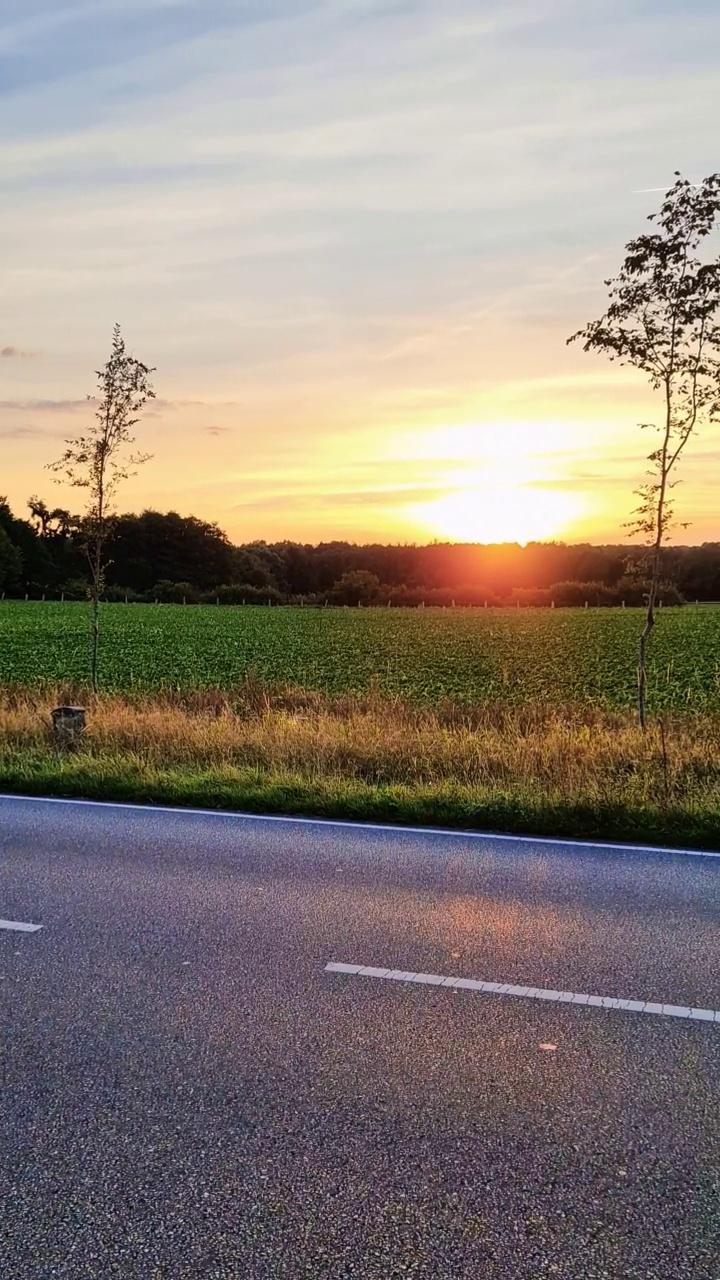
2 498 718 605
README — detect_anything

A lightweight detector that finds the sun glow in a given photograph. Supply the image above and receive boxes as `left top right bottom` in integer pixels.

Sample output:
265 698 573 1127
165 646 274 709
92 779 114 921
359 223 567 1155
411 483 584 544
391 420 594 544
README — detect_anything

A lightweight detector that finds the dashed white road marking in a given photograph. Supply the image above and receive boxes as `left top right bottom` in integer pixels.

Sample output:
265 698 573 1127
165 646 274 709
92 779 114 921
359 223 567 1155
324 962 720 1024
0 919 43 933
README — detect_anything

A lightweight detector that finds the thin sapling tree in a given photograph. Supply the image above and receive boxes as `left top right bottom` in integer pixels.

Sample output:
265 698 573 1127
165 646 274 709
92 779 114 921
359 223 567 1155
569 172 720 728
50 324 155 691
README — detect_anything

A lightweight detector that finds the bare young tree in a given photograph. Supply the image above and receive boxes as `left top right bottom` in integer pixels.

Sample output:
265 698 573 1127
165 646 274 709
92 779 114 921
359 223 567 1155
569 173 720 729
50 324 155 691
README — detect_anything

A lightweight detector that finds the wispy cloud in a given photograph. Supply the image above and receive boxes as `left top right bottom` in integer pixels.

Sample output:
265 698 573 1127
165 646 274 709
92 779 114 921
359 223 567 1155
2 0 719 541
1 345 37 359
0 424 55 438
232 481 448 511
0 398 86 411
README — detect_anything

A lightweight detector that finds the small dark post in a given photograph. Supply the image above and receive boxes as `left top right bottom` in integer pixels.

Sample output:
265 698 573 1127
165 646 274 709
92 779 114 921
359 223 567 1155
51 706 86 750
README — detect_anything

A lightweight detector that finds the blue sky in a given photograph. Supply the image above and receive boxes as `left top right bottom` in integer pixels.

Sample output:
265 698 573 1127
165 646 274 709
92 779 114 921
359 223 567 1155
2 0 720 542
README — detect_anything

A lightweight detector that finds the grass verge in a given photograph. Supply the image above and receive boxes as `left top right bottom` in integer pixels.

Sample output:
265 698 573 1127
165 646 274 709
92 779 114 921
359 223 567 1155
1 682 719 850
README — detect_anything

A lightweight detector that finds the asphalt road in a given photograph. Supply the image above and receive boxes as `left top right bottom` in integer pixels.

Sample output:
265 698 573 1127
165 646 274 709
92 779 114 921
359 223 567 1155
1 796 720 1280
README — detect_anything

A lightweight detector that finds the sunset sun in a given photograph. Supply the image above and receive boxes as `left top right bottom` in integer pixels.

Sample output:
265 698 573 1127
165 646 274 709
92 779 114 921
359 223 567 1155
395 422 589 544
412 483 584 545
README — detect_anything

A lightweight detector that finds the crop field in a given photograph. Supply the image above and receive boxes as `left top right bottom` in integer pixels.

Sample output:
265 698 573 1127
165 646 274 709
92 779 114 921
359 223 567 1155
2 601 720 711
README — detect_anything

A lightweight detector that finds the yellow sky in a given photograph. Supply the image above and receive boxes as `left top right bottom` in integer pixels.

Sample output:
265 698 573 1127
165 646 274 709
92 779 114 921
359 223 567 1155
5 338 720 546
2 1 719 546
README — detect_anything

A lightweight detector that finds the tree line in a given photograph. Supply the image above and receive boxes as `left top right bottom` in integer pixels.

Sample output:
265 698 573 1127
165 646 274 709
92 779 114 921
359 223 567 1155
2 495 718 605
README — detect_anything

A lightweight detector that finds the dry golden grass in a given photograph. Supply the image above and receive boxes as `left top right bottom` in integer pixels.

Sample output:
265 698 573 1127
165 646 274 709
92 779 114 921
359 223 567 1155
2 679 719 818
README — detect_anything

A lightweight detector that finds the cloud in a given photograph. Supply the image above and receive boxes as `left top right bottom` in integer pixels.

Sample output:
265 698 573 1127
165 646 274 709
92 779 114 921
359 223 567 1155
152 397 218 410
0 398 86 411
2 0 720 543
0 424 52 438
1 345 37 359
232 482 450 511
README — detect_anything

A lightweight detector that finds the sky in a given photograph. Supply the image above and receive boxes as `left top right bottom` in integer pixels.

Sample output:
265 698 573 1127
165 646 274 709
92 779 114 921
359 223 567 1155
2 0 720 546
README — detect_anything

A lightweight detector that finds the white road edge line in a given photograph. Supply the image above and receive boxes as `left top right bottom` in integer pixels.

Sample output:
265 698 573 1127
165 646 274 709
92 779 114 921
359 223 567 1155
324 963 720 1024
0 919 43 933
0 793 718 859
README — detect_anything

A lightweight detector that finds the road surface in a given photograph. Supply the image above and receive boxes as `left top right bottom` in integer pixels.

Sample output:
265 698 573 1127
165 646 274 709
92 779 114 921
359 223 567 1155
1 795 720 1278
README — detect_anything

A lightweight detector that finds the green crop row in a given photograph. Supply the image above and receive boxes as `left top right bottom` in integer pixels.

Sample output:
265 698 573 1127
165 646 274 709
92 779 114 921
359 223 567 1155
2 601 720 711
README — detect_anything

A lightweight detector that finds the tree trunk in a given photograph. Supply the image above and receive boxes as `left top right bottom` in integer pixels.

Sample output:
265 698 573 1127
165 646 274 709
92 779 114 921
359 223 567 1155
637 601 655 731
88 527 103 695
638 378 672 731
90 587 100 694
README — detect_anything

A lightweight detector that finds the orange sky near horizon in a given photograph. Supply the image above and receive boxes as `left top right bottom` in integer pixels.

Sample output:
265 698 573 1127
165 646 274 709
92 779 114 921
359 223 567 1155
3 1 719 548
6 341 718 548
